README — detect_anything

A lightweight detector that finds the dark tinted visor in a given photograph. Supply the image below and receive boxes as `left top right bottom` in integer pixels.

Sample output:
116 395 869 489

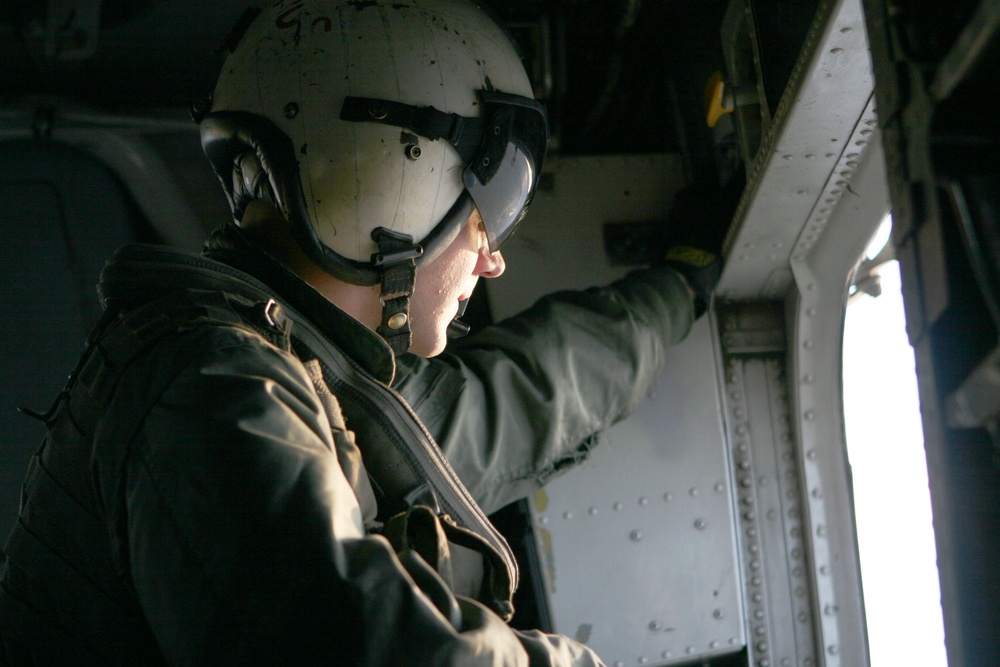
463 91 547 253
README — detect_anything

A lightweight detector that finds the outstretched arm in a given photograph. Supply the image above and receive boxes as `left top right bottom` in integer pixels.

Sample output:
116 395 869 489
394 265 695 515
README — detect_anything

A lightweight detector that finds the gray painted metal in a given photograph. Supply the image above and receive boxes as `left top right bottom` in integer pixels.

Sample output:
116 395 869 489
531 316 741 666
488 154 686 321
719 349 819 667
717 0 875 300
788 137 889 667
715 112 887 667
712 0 888 663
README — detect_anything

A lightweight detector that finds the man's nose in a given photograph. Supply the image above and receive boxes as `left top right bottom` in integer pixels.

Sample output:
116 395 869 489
477 246 505 278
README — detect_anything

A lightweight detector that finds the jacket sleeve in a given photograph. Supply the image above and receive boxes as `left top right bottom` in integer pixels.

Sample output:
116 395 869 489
99 324 604 666
394 266 695 515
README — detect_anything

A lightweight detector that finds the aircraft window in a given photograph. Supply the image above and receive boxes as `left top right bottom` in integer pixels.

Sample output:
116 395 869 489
842 214 947 666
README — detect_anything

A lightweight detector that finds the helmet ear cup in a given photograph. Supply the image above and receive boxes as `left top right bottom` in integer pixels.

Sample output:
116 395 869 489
201 112 287 224
201 110 382 285
231 150 280 222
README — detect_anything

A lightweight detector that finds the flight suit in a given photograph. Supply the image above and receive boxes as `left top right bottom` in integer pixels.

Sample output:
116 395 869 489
0 224 694 665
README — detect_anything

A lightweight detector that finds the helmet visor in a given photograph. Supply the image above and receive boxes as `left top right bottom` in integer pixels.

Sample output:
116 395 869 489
463 91 548 253
339 90 548 256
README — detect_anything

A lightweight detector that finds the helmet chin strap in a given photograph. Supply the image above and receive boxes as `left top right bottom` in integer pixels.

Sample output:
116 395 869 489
371 228 474 354
447 299 472 339
372 228 423 356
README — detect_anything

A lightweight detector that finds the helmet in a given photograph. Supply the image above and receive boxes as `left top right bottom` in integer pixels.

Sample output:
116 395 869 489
199 0 548 288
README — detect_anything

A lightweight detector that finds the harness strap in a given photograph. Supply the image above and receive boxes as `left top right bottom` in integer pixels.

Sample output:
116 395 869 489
286 303 520 619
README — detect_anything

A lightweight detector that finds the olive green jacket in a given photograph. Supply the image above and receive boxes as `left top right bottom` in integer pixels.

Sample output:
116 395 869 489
0 227 694 666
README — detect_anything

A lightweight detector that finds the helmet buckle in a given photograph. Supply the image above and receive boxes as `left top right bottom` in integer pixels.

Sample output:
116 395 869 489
370 228 424 267
371 227 422 355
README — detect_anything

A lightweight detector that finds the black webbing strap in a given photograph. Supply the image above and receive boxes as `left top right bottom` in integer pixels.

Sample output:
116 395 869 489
340 96 486 163
437 513 515 621
372 228 423 357
286 306 520 619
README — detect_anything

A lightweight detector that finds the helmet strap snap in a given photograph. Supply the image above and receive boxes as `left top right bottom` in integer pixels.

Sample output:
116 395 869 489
372 228 423 355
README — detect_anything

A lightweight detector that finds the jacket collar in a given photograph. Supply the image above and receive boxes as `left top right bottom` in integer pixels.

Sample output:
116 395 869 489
202 224 397 384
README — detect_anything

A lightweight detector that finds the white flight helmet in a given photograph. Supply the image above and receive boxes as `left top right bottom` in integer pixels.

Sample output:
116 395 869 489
199 0 547 352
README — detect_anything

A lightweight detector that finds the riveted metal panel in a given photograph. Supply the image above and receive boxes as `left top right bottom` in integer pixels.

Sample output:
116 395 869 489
715 140 885 667
711 3 887 657
529 315 742 666
717 302 819 667
788 137 888 667
717 0 875 300
730 358 819 667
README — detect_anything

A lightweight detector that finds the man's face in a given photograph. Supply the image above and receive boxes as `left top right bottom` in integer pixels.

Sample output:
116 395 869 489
407 209 505 357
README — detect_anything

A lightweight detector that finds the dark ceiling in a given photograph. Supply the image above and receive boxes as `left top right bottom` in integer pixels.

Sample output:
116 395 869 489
1 0 729 162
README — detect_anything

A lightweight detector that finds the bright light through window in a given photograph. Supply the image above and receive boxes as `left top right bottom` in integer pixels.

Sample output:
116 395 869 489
842 215 947 666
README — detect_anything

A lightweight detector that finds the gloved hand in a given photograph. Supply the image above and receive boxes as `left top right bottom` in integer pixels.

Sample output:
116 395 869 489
659 165 745 314
662 245 723 313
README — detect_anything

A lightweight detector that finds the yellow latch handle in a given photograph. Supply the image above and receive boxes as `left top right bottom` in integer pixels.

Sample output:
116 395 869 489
705 71 734 128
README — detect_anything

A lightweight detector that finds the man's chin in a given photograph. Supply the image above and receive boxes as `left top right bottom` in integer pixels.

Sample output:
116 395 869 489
406 330 448 358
